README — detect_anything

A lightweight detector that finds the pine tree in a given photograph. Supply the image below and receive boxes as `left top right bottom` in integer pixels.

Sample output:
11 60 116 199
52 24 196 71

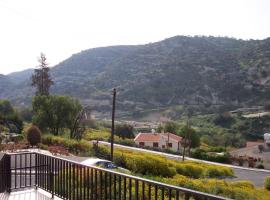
31 53 53 96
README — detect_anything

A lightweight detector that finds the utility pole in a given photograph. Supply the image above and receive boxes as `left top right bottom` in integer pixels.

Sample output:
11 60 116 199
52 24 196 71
182 109 192 161
182 118 188 161
110 88 116 161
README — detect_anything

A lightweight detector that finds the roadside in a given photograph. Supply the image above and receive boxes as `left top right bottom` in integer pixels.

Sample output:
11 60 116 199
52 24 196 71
95 140 270 187
230 144 270 169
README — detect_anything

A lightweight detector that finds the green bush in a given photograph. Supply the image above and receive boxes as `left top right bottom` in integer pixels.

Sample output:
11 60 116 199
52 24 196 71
205 167 224 178
38 143 49 150
93 145 110 160
256 164 265 169
231 181 254 189
114 153 127 168
26 125 42 146
191 149 231 164
264 176 270 191
113 148 233 179
153 175 270 200
42 134 92 155
175 163 203 178
125 154 176 177
116 138 135 146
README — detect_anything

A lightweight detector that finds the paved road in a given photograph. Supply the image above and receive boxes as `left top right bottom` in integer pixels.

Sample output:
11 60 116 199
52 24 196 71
95 141 270 187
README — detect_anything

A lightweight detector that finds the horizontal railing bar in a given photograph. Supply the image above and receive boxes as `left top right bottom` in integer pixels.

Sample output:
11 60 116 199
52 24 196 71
10 165 45 170
6 152 36 155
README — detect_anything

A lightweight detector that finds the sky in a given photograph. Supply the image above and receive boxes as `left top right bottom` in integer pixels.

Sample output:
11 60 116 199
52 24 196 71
0 0 270 75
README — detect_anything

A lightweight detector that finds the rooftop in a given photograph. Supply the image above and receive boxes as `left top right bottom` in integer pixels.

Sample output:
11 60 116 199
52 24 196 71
134 132 183 142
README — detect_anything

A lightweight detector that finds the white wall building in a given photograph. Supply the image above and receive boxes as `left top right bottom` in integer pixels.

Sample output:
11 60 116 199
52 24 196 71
134 132 183 152
264 133 270 145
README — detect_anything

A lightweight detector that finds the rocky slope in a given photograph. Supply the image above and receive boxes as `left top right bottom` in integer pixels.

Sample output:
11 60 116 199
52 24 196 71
1 36 270 118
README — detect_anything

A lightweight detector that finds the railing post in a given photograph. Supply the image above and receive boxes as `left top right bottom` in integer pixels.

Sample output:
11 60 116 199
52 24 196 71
50 157 54 199
35 153 38 190
6 155 11 193
185 193 190 200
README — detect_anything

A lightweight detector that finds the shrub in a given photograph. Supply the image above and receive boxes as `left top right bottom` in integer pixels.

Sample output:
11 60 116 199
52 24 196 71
26 125 42 146
231 181 254 189
204 166 233 178
191 149 231 164
117 138 135 146
93 146 110 160
264 176 270 191
114 153 127 168
125 154 175 177
42 135 92 155
175 163 203 178
38 143 48 150
256 164 265 169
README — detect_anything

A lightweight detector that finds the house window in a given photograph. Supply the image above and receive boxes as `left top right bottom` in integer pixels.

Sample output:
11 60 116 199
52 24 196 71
153 142 159 148
162 145 165 149
168 143 172 148
139 142 145 146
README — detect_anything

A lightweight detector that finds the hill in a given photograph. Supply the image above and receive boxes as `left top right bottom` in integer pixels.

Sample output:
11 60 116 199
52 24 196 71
1 36 270 118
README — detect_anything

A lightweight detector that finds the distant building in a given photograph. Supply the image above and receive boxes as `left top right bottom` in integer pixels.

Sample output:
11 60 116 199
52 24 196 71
134 132 183 152
264 133 270 145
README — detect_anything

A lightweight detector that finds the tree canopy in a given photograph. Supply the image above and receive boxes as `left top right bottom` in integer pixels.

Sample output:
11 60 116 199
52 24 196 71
179 125 200 148
115 124 134 139
32 95 82 135
31 53 53 96
0 100 23 133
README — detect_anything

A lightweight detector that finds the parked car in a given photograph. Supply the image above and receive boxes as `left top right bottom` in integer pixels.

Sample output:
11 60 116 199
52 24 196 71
81 158 130 173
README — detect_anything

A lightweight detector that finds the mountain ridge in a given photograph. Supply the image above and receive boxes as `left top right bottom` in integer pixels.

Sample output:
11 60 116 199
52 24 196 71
1 36 270 118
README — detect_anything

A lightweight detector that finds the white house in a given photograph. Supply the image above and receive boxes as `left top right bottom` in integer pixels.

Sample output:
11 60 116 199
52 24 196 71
264 133 270 145
134 132 183 152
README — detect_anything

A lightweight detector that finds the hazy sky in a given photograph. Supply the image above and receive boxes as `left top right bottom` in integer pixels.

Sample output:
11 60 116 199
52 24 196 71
0 0 270 74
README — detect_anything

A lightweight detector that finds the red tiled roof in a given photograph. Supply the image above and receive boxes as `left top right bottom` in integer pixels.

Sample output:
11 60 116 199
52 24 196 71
162 132 183 142
134 132 182 142
134 133 160 142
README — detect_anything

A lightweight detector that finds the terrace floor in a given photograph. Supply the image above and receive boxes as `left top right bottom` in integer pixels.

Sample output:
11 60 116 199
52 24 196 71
0 188 62 200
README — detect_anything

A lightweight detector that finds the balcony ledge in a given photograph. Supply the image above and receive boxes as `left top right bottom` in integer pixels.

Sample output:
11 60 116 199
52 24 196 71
0 188 62 200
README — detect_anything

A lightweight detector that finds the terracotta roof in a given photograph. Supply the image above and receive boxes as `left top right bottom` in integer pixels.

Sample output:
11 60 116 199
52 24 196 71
134 133 161 142
162 132 183 142
134 132 182 142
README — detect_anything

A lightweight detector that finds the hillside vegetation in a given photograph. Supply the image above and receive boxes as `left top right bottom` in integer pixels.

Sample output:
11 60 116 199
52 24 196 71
1 36 270 117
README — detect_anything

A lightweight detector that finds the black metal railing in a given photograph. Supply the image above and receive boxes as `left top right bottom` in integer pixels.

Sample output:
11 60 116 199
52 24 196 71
0 152 232 200
9 152 36 190
0 154 11 193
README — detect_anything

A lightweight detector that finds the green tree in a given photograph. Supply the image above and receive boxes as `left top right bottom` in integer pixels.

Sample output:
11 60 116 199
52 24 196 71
0 100 23 133
180 125 200 148
179 125 200 158
0 100 14 116
19 108 33 122
164 121 179 134
32 95 82 135
70 106 92 140
156 124 164 133
115 124 134 139
31 53 54 96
